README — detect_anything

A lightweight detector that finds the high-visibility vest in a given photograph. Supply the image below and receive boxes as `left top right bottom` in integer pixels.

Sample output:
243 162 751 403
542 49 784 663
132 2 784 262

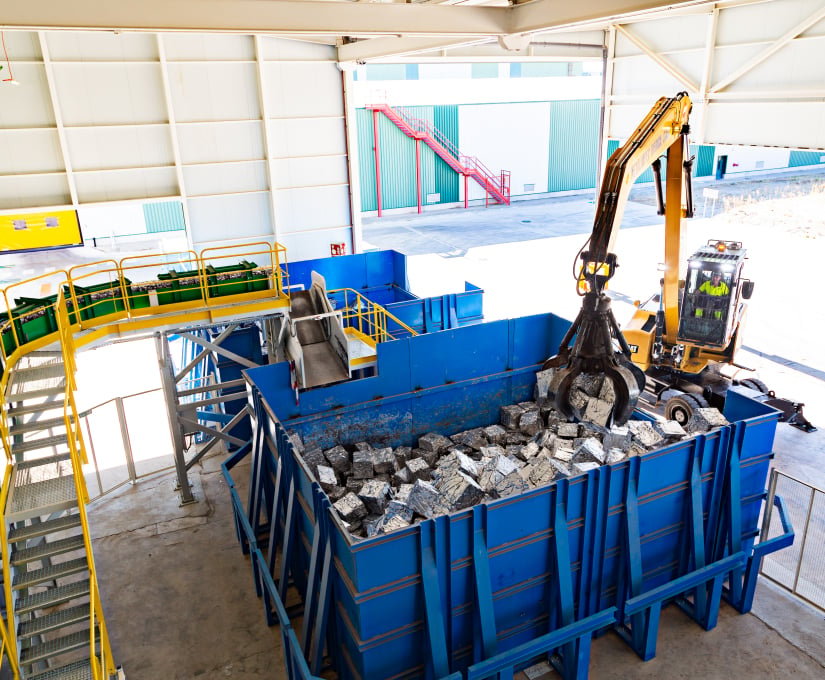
698 280 729 296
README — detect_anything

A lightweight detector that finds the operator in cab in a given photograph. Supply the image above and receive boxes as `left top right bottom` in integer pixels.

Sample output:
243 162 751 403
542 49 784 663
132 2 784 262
695 271 729 319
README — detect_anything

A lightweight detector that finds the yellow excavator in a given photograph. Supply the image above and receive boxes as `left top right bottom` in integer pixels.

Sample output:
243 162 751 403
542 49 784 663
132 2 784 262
546 92 814 431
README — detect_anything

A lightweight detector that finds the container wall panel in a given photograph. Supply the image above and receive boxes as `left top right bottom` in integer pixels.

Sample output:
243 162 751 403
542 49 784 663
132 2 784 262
273 185 351 232
268 117 347 159
144 201 186 233
0 64 56 128
547 99 600 192
176 121 264 165
183 161 268 197
162 33 254 61
459 102 551 200
74 167 178 203
789 150 825 167
187 192 273 247
167 63 261 123
270 156 349 190
46 31 159 61
65 125 174 171
0 175 71 211
53 63 167 126
0 129 64 175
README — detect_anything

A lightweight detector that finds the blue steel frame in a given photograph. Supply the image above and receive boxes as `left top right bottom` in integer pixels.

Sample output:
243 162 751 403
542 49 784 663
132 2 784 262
222 315 794 680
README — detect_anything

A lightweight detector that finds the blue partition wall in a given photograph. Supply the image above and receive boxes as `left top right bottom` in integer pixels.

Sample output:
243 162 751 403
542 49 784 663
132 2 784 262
231 314 791 680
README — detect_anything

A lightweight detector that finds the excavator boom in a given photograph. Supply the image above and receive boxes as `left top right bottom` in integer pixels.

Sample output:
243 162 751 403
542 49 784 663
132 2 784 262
546 92 693 425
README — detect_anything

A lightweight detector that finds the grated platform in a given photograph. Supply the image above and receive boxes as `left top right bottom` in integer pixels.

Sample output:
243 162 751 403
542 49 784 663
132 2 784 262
27 659 92 680
12 556 88 590
7 474 78 522
7 361 67 401
15 578 90 615
12 534 86 566
18 603 90 639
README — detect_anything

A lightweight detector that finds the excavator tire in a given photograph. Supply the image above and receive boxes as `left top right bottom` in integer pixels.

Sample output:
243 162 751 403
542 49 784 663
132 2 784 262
739 378 771 395
662 390 709 426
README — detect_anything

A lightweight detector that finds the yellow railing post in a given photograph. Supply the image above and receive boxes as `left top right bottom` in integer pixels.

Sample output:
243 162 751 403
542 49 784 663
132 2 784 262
0 464 21 679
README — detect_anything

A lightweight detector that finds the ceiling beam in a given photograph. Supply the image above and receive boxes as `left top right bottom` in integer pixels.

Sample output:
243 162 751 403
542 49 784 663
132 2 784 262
1 1 508 36
338 36 493 63
615 23 699 92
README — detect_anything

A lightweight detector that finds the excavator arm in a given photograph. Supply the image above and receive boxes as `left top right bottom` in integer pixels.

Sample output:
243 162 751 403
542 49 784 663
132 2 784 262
546 92 693 425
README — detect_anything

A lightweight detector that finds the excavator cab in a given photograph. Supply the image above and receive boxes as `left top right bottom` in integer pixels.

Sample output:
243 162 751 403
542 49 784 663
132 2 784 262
677 240 751 348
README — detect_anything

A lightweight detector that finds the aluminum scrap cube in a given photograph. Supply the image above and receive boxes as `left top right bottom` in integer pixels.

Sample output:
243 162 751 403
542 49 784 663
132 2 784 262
395 483 414 504
500 404 524 430
323 445 350 474
568 389 590 411
372 447 395 474
655 420 688 440
392 467 412 486
627 420 664 448
479 454 519 492
495 470 528 498
393 446 412 469
598 378 616 404
583 397 613 427
573 461 601 475
418 432 453 453
519 409 542 436
518 441 540 461
528 457 557 487
333 492 368 523
316 464 339 493
358 479 392 515
607 448 626 464
603 425 632 452
505 431 529 445
438 471 484 510
407 480 450 519
535 368 556 405
287 431 305 454
573 437 606 464
353 441 372 452
351 450 374 479
534 429 556 449
549 458 571 478
556 423 579 439
386 499 414 523
346 477 364 493
686 407 729 434
377 513 411 534
301 448 327 477
553 447 575 463
483 424 507 445
405 457 432 482
451 428 488 450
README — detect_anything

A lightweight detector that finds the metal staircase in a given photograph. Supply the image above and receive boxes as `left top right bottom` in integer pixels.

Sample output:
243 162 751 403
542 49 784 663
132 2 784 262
1 307 117 678
367 102 511 206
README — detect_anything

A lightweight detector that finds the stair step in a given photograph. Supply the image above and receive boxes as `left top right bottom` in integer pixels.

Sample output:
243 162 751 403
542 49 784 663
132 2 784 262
27 658 92 680
6 363 66 402
12 534 86 566
15 578 90 615
21 627 91 666
13 556 88 590
9 513 82 544
12 433 69 455
7 399 64 418
18 603 90 639
7 457 77 522
9 415 70 436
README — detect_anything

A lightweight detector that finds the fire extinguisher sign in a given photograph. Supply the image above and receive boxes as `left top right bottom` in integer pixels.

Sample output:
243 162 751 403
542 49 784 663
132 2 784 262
330 243 346 256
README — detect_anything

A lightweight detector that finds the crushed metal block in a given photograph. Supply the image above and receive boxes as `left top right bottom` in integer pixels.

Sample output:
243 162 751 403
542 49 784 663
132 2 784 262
518 441 540 461
573 437 606 465
377 514 411 534
287 431 305 454
364 515 383 538
628 442 647 457
438 471 484 510
553 447 575 463
627 420 664 448
495 470 528 498
604 425 631 452
480 445 507 459
346 477 364 493
568 389 590 411
302 448 327 477
535 368 556 405
505 432 529 445
333 492 368 522
374 473 391 484
323 445 350 474
358 479 392 515
406 457 432 482
500 404 524 430
451 428 488 450
327 486 347 502
518 401 538 411
579 421 609 439
392 467 412 486
528 457 557 487
393 446 412 469
479 454 518 492
556 423 579 439
386 499 414 523
395 484 414 504
607 448 627 464
549 458 571 478
407 480 450 519
449 444 474 456
574 374 604 398
506 455 526 469
598 378 616 404
421 450 440 468
351 450 374 479
519 409 542 436
316 464 339 492
583 397 613 427
544 409 565 429
484 424 507 445
655 419 688 440
686 407 729 433
418 432 453 454
353 441 373 452
534 429 556 449
572 461 601 475
372 447 395 475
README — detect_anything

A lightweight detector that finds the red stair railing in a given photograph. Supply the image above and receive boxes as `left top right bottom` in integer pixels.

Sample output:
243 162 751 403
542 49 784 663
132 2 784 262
367 103 511 208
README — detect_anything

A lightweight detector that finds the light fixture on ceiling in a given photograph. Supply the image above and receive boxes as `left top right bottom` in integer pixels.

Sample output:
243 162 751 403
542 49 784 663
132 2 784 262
1 31 20 85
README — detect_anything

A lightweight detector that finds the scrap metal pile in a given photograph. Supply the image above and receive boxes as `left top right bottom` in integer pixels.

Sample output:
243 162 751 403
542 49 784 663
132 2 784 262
290 373 729 540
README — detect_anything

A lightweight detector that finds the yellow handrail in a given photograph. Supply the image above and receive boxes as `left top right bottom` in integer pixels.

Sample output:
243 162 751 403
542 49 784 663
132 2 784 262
0 463 20 679
330 288 418 343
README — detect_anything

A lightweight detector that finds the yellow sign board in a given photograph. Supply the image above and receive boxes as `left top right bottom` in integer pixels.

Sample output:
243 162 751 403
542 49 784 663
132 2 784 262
1 209 83 253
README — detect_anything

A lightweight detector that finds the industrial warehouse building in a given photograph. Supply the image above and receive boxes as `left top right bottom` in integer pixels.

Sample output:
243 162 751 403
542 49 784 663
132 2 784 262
1 0 825 679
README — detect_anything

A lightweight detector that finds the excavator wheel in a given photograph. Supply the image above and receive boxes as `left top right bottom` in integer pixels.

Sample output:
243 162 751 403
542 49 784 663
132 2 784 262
662 390 709 426
739 378 771 395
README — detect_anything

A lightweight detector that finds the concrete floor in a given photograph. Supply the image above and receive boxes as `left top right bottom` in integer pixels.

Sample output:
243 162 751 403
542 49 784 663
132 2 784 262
87 167 825 679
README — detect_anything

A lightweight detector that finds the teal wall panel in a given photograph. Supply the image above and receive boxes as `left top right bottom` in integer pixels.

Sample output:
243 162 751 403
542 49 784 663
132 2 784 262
789 150 824 167
432 105 459 204
356 109 378 212
547 99 600 192
144 200 185 233
693 144 716 177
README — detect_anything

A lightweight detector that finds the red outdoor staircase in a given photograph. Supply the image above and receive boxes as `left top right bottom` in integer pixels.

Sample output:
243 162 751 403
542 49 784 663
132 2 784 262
367 103 511 210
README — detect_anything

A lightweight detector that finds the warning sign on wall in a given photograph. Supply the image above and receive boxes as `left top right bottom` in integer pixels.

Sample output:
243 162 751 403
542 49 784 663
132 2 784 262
0 209 83 254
